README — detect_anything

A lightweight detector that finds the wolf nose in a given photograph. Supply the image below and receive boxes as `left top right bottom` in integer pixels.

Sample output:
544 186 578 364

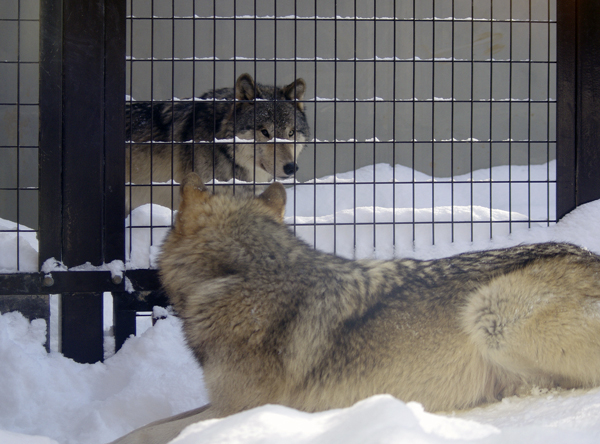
283 162 299 176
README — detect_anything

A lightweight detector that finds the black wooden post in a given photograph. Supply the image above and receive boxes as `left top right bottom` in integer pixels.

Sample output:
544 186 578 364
557 0 600 219
61 293 104 363
39 0 126 363
113 295 136 351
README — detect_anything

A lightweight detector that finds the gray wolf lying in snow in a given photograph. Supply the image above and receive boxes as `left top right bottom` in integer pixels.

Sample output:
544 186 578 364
112 172 600 443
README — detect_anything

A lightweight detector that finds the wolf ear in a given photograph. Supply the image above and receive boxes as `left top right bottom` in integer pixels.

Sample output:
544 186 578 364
236 73 260 100
283 78 306 111
258 182 287 221
180 172 208 197
175 172 210 235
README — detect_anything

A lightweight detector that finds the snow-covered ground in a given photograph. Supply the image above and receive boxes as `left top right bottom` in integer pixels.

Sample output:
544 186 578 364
2 161 600 444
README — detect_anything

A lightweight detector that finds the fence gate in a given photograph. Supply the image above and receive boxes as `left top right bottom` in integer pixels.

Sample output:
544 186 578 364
0 0 599 363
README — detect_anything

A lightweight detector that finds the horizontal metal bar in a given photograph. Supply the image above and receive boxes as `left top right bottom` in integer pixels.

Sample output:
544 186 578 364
125 269 161 292
126 58 557 64
0 272 120 295
125 16 557 24
288 220 558 227
0 269 162 295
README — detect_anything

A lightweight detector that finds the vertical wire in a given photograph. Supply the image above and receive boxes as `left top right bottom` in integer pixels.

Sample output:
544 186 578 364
450 0 455 243
411 0 417 244
392 1 397 253
16 0 21 269
292 0 297 228
232 0 237 194
253 0 257 194
547 0 553 224
149 0 155 246
312 2 318 248
508 0 513 232
211 0 216 193
469 0 475 242
189 0 196 227
333 5 338 255
527 0 533 228
170 2 175 216
127 0 133 260
352 0 358 256
372 1 377 254
431 2 436 246
489 1 494 239
273 1 278 190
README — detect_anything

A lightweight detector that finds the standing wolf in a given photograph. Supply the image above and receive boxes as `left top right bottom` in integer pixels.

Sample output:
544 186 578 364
112 172 600 444
125 73 309 211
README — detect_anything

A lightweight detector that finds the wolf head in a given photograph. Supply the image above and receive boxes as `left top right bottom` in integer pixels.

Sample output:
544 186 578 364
230 73 309 181
174 171 287 238
161 171 287 296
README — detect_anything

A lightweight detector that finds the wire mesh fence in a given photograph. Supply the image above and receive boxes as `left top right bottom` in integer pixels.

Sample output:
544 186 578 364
0 0 560 274
0 0 39 273
125 0 557 262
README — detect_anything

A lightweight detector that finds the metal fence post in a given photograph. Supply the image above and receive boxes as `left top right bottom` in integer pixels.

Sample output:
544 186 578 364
39 0 126 363
557 0 600 219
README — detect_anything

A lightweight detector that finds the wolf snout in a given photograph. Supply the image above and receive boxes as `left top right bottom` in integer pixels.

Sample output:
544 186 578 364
283 162 299 176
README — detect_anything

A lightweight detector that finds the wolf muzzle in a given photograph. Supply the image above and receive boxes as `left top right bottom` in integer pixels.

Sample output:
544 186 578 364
283 162 299 176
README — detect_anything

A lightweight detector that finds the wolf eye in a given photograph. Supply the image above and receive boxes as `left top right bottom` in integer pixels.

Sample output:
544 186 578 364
261 129 270 138
288 130 295 137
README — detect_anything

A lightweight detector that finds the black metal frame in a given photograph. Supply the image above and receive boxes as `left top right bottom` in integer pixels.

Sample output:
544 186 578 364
556 0 600 218
38 0 128 363
0 0 599 363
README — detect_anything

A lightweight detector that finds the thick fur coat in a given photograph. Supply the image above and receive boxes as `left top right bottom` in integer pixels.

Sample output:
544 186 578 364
112 173 600 444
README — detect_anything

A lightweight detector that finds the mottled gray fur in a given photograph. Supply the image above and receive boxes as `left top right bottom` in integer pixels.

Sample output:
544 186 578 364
125 73 309 212
112 173 600 444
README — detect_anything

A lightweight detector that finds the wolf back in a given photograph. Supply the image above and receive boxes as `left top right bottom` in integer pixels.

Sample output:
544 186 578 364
112 173 600 444
125 73 310 211
164 174 600 413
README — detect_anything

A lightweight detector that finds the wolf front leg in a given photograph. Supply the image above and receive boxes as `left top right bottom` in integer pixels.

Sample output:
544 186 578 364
110 404 214 444
463 254 600 392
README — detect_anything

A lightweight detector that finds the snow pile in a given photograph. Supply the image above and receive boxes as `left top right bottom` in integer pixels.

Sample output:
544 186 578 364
0 219 38 273
0 311 206 444
125 203 173 269
172 396 502 444
124 161 556 266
